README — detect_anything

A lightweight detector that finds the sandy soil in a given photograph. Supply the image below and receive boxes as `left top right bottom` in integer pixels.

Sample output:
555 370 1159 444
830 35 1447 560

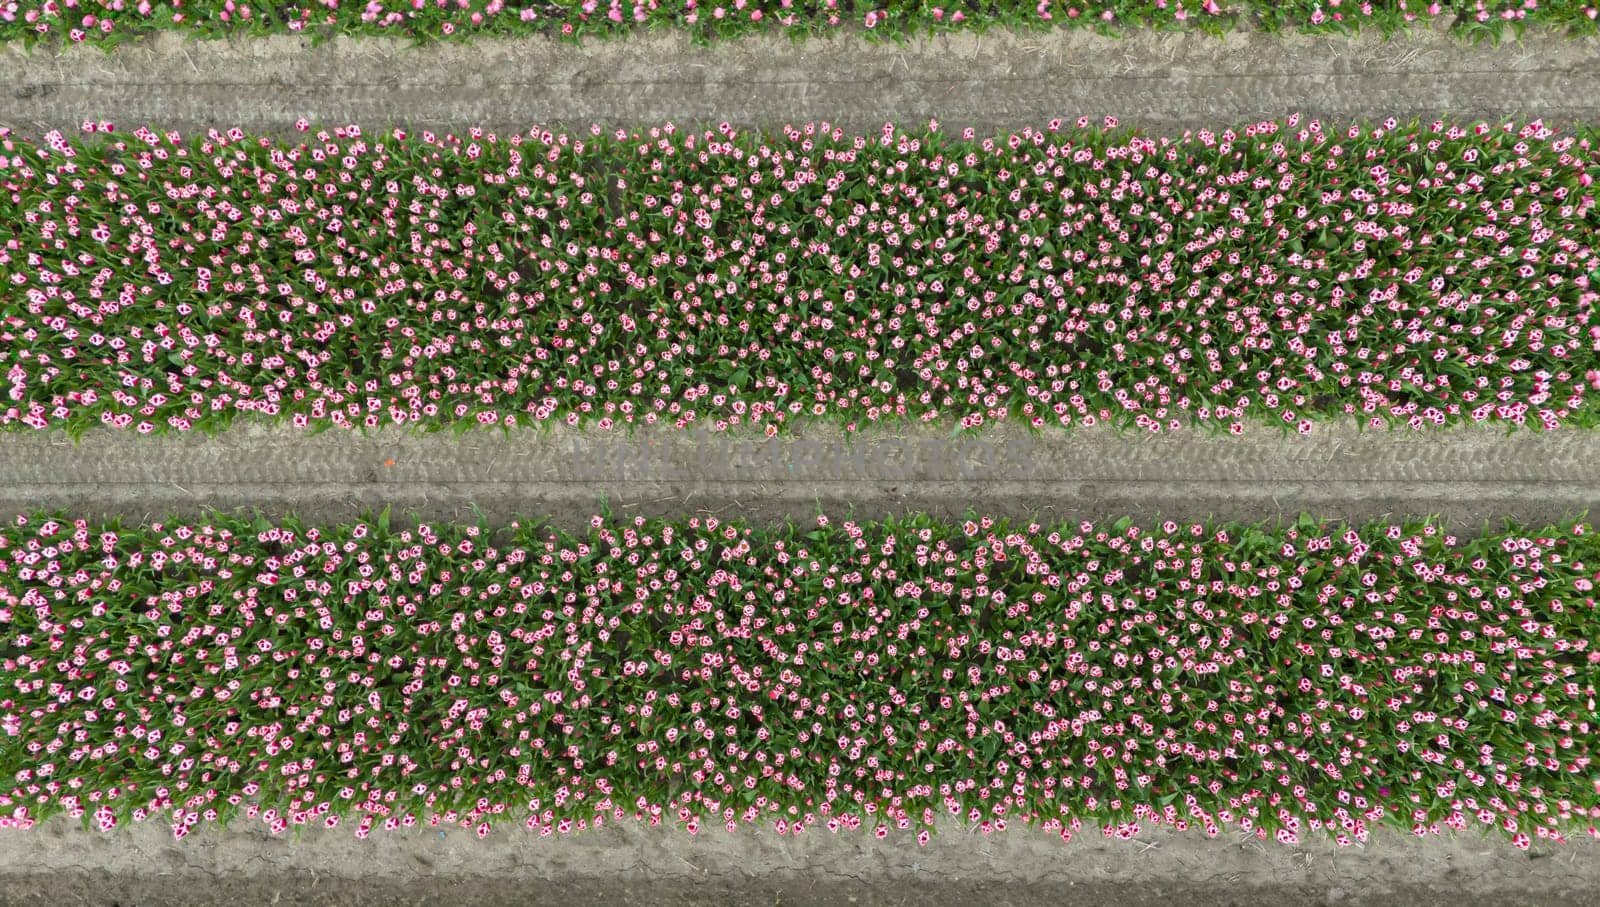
2 24 1598 138
1 420 1596 529
2 816 1598 906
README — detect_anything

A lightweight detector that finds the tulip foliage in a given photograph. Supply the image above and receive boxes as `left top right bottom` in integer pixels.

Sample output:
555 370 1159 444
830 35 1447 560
1 510 1596 848
3 118 1598 438
1 0 1597 46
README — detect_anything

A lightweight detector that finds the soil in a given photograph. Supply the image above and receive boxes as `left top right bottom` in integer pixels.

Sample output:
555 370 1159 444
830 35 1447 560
0 419 1596 529
2 23 1598 139
2 818 1597 907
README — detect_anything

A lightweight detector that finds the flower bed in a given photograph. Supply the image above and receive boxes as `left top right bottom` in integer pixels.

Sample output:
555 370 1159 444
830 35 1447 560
2 118 1598 437
1 0 1597 46
1 510 1596 846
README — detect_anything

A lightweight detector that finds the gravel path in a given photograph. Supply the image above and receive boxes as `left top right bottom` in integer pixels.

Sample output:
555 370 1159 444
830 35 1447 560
2 421 1597 528
3 25 1598 138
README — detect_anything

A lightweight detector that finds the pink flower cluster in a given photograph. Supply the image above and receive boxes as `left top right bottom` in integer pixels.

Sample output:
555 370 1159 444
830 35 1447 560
1 118 1596 438
1 0 1594 44
1 511 1596 847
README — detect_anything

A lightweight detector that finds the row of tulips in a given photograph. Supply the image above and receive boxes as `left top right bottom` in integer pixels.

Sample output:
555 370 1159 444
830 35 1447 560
3 0 1598 45
1 510 1596 846
3 118 1598 438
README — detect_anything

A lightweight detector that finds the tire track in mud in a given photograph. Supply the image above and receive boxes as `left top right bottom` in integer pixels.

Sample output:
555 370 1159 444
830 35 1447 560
3 25 1597 137
2 421 1596 528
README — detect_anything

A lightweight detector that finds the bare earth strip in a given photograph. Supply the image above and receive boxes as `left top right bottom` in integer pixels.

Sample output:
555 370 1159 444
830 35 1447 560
0 421 1596 528
0 817 1596 906
2 24 1599 138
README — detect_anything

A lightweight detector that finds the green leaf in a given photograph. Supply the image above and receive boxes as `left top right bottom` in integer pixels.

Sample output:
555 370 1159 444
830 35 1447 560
979 735 1003 762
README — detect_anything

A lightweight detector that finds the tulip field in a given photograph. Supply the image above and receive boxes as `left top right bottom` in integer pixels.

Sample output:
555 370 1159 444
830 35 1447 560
3 118 1597 439
1 4 1600 906
1 0 1598 45
1 509 1598 849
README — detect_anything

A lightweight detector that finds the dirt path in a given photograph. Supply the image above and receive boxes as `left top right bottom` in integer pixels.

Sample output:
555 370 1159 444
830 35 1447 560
2 816 1596 906
2 420 1596 528
3 25 1598 138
